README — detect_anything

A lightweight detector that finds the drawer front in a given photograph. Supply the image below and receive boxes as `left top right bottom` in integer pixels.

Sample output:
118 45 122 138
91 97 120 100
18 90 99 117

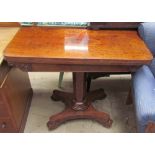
0 119 16 133
0 104 9 117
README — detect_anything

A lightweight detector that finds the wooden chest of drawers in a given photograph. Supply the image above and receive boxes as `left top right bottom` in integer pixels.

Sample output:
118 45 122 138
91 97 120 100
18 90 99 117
0 62 32 132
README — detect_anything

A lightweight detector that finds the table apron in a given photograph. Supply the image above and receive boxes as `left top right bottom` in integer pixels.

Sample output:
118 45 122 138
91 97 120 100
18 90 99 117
9 63 141 72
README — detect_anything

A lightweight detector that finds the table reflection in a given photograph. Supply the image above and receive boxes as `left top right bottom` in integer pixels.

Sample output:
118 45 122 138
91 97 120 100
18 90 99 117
64 30 89 52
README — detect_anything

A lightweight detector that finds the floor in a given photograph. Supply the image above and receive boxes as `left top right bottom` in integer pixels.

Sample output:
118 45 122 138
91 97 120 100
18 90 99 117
24 72 137 133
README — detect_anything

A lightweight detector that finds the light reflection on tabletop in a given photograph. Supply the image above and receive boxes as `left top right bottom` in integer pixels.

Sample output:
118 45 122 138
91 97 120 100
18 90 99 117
64 30 89 52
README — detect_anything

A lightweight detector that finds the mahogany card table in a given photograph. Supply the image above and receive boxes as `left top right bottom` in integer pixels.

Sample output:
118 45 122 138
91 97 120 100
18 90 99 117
4 27 153 130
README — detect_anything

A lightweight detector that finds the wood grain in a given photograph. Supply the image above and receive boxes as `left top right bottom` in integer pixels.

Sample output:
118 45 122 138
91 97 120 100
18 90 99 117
4 27 153 66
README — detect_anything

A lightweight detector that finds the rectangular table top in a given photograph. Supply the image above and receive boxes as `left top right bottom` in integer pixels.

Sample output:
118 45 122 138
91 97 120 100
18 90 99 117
4 27 153 66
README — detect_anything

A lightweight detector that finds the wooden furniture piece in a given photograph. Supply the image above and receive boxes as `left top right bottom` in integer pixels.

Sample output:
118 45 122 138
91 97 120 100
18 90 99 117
4 27 152 130
0 61 32 132
0 22 20 27
0 27 32 133
88 22 141 30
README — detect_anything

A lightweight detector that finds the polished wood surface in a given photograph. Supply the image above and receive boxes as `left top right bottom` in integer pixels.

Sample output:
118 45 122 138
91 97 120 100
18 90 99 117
4 27 153 65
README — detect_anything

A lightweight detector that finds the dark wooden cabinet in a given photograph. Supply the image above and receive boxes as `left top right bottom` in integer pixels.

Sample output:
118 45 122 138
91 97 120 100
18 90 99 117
88 22 141 29
0 62 32 132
